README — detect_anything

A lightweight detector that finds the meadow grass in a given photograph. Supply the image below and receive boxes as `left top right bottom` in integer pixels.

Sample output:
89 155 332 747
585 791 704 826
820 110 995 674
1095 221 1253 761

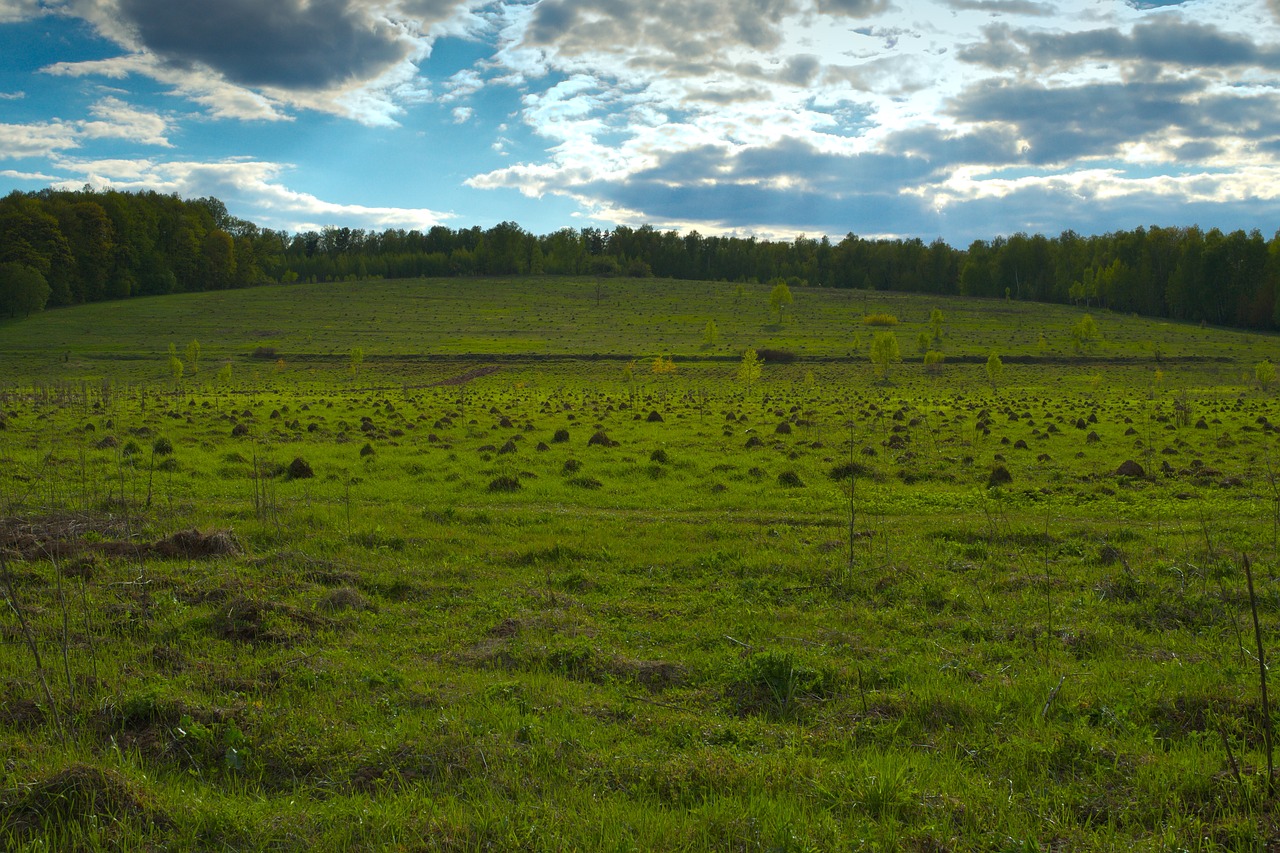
1 276 1279 850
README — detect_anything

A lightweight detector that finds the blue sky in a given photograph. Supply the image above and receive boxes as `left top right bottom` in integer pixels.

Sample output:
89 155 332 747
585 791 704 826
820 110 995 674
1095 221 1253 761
2 0 1280 244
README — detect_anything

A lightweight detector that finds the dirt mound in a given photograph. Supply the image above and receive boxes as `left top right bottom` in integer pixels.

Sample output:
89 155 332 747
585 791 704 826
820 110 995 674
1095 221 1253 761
151 529 241 559
1115 460 1145 478
0 764 168 839
287 457 315 479
587 430 618 447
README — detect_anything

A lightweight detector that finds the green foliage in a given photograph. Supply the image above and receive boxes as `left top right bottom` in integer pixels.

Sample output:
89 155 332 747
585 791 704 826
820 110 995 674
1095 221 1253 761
348 346 364 375
985 351 1004 391
862 313 898 326
651 356 676 375
928 307 944 340
183 340 201 374
0 262 50 317
168 355 183 384
2 188 1280 334
1257 359 1276 389
587 255 621 277
923 349 944 373
869 332 900 379
1072 313 1101 352
702 319 718 347
737 347 761 384
916 331 930 355
768 280 793 324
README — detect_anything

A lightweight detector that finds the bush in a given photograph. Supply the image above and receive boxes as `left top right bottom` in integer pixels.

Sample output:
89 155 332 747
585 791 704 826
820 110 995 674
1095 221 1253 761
862 313 899 326
756 348 796 363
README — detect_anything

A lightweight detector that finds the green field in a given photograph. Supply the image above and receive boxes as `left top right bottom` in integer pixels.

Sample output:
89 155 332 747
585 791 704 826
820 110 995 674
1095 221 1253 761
2 276 1280 850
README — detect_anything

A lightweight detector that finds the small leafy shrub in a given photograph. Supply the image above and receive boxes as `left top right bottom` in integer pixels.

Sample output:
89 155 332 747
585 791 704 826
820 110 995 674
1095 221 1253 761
862 313 899 326
734 651 830 718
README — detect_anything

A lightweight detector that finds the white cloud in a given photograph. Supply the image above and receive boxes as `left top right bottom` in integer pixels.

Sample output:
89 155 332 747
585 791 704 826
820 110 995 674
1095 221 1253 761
50 156 455 231
0 168 62 181
78 97 172 146
0 0 41 24
0 120 80 158
0 98 174 159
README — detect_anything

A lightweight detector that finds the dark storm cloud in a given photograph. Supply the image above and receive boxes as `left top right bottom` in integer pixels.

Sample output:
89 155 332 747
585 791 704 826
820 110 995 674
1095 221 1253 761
118 0 412 90
942 0 1055 16
951 79 1280 164
814 0 891 16
525 0 799 59
950 79 1206 163
938 184 1280 245
626 138 938 196
780 54 822 86
959 19 1280 71
587 137 952 233
1173 140 1221 159
681 87 772 104
884 125 1025 167
598 175 938 234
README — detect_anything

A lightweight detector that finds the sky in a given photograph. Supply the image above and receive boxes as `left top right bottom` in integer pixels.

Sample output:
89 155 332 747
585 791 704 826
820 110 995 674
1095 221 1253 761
2 0 1280 245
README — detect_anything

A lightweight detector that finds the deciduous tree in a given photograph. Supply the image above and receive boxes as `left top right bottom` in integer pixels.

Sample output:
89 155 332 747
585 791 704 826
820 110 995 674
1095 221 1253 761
0 262 50 317
869 332 900 380
768 281 793 324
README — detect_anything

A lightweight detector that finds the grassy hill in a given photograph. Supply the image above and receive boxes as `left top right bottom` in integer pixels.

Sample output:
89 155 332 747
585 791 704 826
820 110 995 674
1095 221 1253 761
2 277 1279 850
2 275 1271 386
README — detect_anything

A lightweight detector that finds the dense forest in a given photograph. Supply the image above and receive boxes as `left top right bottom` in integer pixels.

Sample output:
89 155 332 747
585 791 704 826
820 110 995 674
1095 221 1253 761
1 187 1278 330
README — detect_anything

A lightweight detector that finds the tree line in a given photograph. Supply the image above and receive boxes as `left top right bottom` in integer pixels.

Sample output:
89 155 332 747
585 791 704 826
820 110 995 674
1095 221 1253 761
2 187 1277 331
